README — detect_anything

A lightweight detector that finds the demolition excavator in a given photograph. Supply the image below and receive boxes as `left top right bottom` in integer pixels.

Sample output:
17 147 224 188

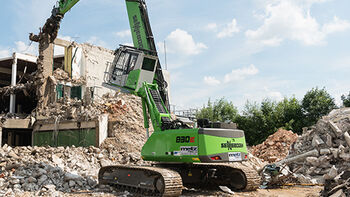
38 0 260 196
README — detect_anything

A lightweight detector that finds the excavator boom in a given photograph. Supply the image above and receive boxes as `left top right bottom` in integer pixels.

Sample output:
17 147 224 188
54 0 80 16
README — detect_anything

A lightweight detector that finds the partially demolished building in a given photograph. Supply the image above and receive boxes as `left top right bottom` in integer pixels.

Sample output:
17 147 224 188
0 39 119 147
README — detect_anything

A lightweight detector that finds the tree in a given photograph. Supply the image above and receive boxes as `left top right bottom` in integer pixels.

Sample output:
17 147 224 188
236 97 305 145
196 98 238 122
302 87 336 126
275 97 304 134
235 101 267 145
341 92 350 107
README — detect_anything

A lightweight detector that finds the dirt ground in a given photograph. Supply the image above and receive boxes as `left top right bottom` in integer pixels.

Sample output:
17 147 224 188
15 186 321 197
182 186 322 197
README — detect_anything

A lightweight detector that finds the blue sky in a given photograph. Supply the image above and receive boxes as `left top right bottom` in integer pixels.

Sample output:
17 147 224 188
1 0 350 111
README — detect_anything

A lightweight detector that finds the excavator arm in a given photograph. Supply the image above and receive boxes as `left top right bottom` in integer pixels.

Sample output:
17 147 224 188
52 0 80 17
126 0 171 112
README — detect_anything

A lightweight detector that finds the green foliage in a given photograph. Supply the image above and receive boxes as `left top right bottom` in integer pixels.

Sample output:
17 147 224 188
341 92 350 107
275 97 304 132
196 87 338 146
235 98 304 145
302 87 336 126
196 98 238 122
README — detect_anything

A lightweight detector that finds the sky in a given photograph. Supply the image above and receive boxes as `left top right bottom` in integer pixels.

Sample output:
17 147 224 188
1 0 350 111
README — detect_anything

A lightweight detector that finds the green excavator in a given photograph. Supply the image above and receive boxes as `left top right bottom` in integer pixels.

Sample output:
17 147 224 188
40 0 260 196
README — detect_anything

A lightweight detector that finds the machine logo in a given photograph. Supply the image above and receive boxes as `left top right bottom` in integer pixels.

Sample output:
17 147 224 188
221 139 243 150
133 15 144 49
176 136 195 143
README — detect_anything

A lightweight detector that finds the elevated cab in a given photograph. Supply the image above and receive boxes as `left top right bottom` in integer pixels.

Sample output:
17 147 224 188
103 46 158 93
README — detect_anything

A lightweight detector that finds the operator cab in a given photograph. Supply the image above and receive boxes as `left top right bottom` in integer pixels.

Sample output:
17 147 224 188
104 45 158 93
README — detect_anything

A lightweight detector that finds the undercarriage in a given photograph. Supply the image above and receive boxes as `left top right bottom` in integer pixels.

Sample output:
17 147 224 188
98 163 260 196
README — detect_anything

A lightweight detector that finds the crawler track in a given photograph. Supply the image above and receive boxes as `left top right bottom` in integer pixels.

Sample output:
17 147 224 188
156 162 260 192
98 165 183 196
210 162 260 191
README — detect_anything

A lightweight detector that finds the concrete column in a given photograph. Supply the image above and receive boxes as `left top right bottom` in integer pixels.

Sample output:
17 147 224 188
9 52 17 113
0 127 2 146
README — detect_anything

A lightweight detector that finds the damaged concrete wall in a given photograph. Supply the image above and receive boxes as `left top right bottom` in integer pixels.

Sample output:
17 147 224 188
80 44 115 98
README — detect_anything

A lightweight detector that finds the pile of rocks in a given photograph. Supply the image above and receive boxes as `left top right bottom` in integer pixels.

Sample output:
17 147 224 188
322 169 350 197
251 129 298 162
286 108 350 195
0 144 146 196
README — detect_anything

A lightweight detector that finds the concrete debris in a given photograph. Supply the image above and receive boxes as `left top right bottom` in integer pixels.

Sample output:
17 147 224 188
251 129 298 162
36 92 137 123
244 152 268 173
282 108 350 195
0 81 35 96
101 93 154 153
52 68 86 85
322 169 350 197
0 145 147 196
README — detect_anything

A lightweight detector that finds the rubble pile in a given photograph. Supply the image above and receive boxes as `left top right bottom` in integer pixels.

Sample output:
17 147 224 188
251 129 298 162
322 169 350 197
36 98 101 121
0 144 146 196
243 152 268 173
285 108 350 195
100 93 152 153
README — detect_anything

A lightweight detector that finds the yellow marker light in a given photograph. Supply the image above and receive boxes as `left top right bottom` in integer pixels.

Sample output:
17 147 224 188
192 158 200 161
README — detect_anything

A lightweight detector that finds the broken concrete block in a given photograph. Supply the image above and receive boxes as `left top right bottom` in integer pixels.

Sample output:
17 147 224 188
294 174 312 184
330 148 338 159
306 166 316 175
343 132 350 147
328 121 343 137
64 173 81 181
324 165 338 180
312 134 325 147
326 133 333 147
306 157 319 166
339 153 350 161
330 189 345 197
320 149 331 155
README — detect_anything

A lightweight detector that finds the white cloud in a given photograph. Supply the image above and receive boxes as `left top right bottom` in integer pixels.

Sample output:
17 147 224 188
1 40 38 58
205 19 240 39
0 49 11 58
224 64 259 83
264 86 283 101
15 41 37 55
115 30 131 38
202 64 259 87
86 36 110 49
323 16 350 34
206 23 218 31
203 76 221 86
246 0 350 47
217 19 240 38
158 29 207 56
